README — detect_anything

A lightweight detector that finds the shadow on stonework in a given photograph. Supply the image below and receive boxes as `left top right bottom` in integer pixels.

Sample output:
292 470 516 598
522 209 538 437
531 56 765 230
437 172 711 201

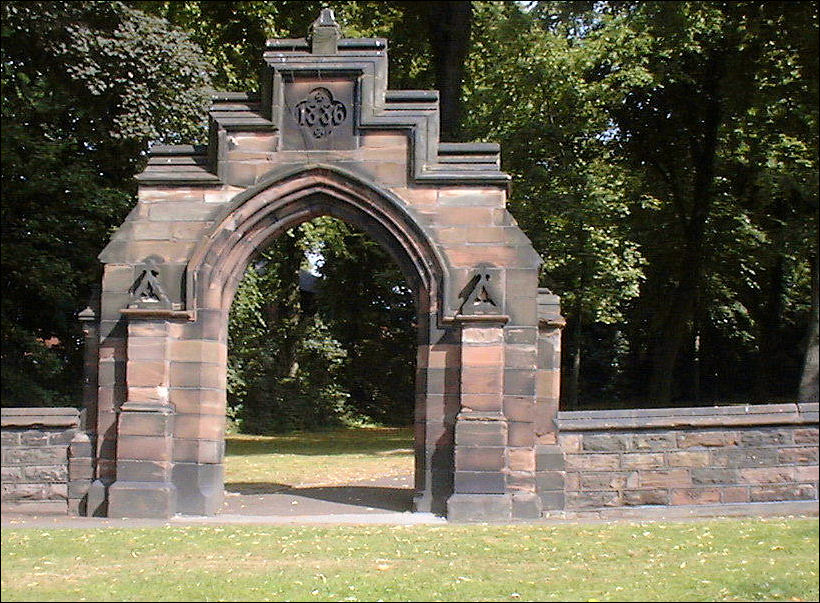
223 481 414 513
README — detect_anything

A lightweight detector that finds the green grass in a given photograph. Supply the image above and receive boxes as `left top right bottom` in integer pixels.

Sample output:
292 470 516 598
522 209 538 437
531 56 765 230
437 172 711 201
223 426 414 488
4 427 818 600
2 519 818 601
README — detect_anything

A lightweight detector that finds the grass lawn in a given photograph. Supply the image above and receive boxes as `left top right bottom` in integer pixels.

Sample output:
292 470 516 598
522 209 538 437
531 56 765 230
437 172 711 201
2 519 818 601
223 426 414 489
3 426 818 601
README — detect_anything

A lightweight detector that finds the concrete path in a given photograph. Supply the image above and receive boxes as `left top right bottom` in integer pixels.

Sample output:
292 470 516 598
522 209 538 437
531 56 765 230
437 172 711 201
2 474 447 528
221 473 416 516
2 471 817 529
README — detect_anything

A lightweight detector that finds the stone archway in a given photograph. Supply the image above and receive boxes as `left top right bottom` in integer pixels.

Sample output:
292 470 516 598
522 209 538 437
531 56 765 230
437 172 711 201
84 9 564 521
157 164 453 517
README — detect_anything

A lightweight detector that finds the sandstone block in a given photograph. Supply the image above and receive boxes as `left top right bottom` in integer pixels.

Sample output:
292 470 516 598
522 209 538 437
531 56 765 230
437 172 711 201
633 434 676 451
670 488 721 505
739 467 796 484
622 489 668 506
691 468 739 485
620 453 665 470
507 448 535 472
455 447 505 471
750 484 816 502
678 431 738 448
566 490 620 509
667 451 711 467
778 447 819 465
721 486 750 503
583 434 631 452
564 453 619 471
639 469 691 488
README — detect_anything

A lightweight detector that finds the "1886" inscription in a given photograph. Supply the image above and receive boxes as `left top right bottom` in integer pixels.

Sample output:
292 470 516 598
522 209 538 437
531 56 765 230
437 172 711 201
293 87 347 139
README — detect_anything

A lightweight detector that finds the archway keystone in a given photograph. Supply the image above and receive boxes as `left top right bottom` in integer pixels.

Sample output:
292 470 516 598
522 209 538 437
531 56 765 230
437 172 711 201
85 9 562 520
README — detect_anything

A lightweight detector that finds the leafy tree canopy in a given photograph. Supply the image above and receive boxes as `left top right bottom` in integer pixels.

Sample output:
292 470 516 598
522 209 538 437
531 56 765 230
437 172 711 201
1 1 212 405
2 0 816 419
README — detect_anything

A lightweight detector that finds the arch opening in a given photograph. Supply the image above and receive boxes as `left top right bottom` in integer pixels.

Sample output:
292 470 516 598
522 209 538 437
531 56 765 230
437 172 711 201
171 167 457 516
223 215 419 513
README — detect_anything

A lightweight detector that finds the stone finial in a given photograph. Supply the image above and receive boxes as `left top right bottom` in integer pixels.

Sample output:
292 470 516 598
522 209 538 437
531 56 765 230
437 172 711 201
309 8 342 55
78 306 96 322
537 287 566 329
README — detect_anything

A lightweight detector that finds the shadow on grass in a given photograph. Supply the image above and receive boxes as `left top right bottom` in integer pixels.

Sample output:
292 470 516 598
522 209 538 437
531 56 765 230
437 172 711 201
225 482 414 512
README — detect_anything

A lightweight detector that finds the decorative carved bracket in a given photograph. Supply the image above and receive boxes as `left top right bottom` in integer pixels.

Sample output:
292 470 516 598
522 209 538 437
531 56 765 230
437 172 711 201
458 264 503 316
128 255 171 309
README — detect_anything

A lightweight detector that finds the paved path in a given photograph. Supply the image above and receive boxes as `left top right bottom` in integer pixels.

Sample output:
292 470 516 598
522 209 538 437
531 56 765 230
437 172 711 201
2 471 817 529
221 473 416 516
2 474 446 528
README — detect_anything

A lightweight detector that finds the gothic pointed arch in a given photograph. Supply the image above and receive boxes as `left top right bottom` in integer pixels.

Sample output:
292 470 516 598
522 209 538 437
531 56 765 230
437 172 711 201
185 163 449 322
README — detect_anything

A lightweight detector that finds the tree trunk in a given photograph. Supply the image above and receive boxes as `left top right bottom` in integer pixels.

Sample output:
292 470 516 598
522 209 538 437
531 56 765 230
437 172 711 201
647 288 695 404
799 250 819 403
647 53 723 406
563 297 583 410
753 253 786 399
693 329 701 405
424 1 472 141
753 198 787 399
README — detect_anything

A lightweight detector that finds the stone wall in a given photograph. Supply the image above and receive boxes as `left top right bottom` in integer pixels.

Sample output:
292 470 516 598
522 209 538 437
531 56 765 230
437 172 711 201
1 408 93 514
555 403 819 509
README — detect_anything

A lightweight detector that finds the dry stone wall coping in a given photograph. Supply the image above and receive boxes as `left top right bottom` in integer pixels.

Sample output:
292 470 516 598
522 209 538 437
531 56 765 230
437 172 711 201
555 403 818 431
1 408 80 429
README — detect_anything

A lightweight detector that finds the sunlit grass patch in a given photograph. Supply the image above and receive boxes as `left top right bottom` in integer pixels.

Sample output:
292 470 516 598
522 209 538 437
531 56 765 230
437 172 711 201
2 518 817 601
223 426 414 488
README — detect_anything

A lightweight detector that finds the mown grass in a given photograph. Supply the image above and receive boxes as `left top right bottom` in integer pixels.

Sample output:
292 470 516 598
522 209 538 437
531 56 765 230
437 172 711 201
2 518 818 601
4 427 818 601
223 426 414 488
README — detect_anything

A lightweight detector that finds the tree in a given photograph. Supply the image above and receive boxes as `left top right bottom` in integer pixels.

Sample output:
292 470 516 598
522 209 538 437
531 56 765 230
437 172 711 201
463 2 646 407
1 1 212 406
799 252 819 403
5 0 815 417
313 219 417 426
396 1 473 140
227 225 351 433
227 218 415 432
596 2 818 404
464 1 817 408
138 1 472 138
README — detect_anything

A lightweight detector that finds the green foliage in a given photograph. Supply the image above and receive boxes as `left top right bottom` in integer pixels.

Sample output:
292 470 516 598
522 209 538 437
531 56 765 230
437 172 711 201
135 1 436 92
228 228 348 433
227 218 415 433
463 1 647 405
464 1 817 406
313 219 416 426
1 1 212 406
592 1 818 402
3 0 816 416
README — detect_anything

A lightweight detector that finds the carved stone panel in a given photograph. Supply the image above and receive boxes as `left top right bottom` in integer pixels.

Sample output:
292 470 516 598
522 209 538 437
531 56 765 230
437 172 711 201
128 255 172 310
458 264 503 316
281 78 356 151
